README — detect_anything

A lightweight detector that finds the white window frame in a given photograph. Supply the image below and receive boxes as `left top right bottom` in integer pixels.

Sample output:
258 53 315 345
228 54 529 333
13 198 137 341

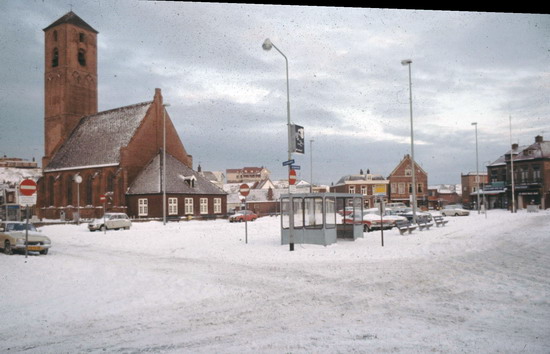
200 198 208 214
138 198 148 216
185 198 194 215
349 185 355 194
214 198 222 214
361 186 367 195
398 183 405 195
168 197 178 215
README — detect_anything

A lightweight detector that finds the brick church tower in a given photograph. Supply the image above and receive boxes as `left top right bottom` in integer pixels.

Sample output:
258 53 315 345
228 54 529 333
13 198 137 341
42 12 98 166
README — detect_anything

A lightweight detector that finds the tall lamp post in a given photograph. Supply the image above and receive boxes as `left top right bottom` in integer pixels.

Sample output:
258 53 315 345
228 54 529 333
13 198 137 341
472 122 480 214
163 103 170 225
401 59 417 224
310 138 314 193
263 38 294 251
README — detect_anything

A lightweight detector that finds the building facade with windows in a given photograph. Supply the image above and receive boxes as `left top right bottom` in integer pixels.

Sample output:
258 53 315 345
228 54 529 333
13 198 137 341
460 172 488 209
226 167 270 183
329 170 389 208
485 136 550 209
388 154 428 208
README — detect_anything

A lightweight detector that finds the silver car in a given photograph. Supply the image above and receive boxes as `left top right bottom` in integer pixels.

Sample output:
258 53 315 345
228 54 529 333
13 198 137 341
0 221 52 255
441 205 470 216
88 213 132 231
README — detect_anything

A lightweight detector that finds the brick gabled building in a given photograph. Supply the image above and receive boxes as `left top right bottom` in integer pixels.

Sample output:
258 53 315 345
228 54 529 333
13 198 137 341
37 11 225 219
388 154 428 208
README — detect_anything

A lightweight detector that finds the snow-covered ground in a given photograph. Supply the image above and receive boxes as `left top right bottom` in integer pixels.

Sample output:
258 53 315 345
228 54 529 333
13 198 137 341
1 209 549 353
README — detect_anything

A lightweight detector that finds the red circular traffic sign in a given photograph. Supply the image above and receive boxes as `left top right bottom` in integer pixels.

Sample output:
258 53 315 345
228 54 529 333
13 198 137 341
239 184 250 197
289 169 297 185
19 179 37 196
99 194 107 203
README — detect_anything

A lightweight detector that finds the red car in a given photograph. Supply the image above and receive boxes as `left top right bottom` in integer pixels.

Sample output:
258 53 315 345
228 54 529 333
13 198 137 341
229 210 258 222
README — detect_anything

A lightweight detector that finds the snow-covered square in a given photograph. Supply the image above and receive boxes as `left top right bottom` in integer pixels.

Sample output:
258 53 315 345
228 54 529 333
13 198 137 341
1 210 549 353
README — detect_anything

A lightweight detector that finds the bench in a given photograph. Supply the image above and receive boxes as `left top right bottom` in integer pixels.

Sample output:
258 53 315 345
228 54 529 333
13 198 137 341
396 220 417 235
433 216 448 227
417 216 433 231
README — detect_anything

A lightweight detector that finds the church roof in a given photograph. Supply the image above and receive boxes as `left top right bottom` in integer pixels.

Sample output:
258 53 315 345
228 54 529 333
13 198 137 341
127 152 227 196
43 11 98 33
45 101 152 171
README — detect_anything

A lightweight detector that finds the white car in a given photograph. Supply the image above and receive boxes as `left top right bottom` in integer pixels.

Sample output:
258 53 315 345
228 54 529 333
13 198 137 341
441 205 470 216
0 221 52 255
362 208 407 232
88 213 132 231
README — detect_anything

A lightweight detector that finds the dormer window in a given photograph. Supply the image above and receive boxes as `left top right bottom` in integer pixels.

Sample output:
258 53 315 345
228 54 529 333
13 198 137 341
179 174 197 188
78 49 86 66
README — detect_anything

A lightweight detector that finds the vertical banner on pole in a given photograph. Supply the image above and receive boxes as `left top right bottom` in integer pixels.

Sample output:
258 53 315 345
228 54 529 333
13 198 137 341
292 124 305 154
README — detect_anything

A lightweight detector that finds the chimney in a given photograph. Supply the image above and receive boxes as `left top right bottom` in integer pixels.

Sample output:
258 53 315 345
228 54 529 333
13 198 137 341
512 143 518 150
535 135 543 143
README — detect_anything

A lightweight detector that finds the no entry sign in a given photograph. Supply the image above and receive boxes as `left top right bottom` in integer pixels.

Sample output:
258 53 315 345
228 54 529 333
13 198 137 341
100 194 107 203
289 169 297 185
239 184 250 197
19 179 37 196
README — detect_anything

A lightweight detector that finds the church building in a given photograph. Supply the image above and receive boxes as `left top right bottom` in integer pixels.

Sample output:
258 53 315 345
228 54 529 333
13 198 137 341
37 11 226 220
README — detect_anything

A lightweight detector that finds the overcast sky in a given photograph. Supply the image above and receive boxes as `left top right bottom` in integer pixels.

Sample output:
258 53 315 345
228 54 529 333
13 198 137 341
1 1 549 185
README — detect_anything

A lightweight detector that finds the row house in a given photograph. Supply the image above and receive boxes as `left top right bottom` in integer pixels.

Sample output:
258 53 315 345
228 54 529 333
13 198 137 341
226 167 271 183
388 154 428 209
486 135 550 209
427 184 461 210
329 170 389 208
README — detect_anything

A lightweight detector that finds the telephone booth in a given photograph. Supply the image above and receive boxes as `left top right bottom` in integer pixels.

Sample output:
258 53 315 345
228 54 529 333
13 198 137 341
280 193 363 246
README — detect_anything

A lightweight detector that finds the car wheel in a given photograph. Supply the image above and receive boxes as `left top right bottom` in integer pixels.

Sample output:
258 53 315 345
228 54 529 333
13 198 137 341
100 225 106 232
441 212 446 217
40 249 48 255
4 241 13 255
454 212 458 216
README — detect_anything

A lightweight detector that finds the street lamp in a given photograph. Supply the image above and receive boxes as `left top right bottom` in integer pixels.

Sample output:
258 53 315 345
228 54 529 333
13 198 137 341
263 38 294 251
163 103 170 225
472 122 480 214
310 139 314 193
401 59 417 224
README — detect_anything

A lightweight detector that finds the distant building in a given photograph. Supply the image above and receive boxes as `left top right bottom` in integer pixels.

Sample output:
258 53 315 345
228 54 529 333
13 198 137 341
427 184 461 209
460 172 488 209
486 135 550 209
388 154 428 209
0 158 42 221
330 170 389 208
226 167 270 183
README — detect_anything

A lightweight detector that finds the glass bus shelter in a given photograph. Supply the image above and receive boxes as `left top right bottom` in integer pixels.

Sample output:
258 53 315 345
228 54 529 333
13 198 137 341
280 193 364 246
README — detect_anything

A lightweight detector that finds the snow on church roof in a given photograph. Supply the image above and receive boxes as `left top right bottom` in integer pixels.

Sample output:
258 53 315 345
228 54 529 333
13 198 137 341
127 152 226 196
45 102 152 172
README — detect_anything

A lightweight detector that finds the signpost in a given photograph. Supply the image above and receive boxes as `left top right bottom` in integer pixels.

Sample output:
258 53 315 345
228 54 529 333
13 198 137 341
239 184 250 244
374 184 387 247
100 194 107 234
289 169 297 186
282 159 295 167
19 179 37 258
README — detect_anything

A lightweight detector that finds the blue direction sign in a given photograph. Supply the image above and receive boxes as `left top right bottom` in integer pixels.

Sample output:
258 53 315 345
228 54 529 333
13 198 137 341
291 165 301 170
282 159 295 166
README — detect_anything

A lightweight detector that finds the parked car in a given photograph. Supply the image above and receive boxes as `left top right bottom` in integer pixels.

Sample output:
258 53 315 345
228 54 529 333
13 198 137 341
229 210 258 223
385 202 408 213
344 208 407 232
337 206 356 216
441 205 470 216
88 213 132 231
396 207 433 222
0 221 52 255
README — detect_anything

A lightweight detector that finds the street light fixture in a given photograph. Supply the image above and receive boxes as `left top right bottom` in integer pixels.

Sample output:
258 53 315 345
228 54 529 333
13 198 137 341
401 59 417 224
163 103 170 226
472 122 480 214
263 38 294 251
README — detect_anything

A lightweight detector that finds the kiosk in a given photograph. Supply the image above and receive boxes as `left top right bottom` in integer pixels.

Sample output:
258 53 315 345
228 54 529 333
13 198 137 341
280 193 364 246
